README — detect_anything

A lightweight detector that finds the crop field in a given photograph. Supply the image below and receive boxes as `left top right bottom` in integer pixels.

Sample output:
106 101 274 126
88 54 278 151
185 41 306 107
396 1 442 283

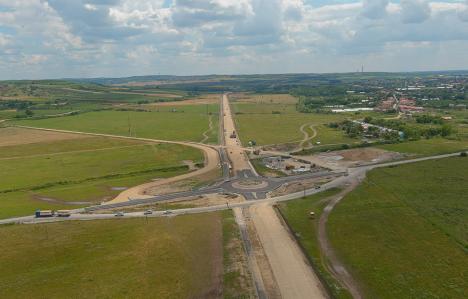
0 213 229 298
12 105 218 143
278 188 352 299
0 128 202 219
327 157 468 298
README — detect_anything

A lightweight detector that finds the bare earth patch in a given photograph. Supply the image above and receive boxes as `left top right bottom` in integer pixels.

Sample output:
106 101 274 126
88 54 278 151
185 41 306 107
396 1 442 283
269 177 334 197
145 94 220 106
168 193 244 207
305 147 404 169
230 93 298 104
0 127 88 147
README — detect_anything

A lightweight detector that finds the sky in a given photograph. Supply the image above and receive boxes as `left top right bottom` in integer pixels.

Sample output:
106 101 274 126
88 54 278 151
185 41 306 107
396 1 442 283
0 0 468 79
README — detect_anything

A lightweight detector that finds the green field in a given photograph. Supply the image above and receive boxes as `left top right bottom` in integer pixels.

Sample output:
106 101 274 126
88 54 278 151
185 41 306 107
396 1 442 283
0 131 203 219
378 137 468 156
327 157 468 298
278 188 352 299
12 105 218 142
0 213 229 298
231 101 372 146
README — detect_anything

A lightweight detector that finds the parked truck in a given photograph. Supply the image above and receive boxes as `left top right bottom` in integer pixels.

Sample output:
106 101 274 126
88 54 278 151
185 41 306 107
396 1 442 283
35 210 54 218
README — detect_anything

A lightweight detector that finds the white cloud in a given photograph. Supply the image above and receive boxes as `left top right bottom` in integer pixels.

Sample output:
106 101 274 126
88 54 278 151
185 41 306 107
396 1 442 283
0 34 11 47
400 0 431 23
21 54 48 65
0 0 468 79
84 3 98 11
361 0 388 19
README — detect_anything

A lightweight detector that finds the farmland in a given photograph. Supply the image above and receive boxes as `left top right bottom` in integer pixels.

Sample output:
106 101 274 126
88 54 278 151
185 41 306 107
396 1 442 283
327 157 468 298
0 127 203 219
12 104 218 143
231 94 373 146
0 212 243 298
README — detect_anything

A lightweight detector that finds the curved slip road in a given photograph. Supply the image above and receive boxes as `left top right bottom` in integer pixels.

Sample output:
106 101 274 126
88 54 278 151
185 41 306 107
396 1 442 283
14 125 220 204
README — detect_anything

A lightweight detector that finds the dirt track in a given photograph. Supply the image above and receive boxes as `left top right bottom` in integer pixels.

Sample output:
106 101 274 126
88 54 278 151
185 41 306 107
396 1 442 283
222 94 252 172
250 202 328 298
317 172 366 299
200 115 214 143
299 123 317 149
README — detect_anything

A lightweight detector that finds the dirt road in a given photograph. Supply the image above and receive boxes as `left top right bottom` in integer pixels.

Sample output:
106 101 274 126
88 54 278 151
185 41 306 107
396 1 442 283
317 174 365 299
298 123 317 149
223 93 328 298
250 202 328 298
222 94 252 172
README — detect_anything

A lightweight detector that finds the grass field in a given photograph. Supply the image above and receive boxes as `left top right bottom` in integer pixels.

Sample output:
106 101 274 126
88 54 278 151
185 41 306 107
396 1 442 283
222 210 255 298
0 128 203 219
278 189 352 299
0 213 225 298
12 105 218 142
231 97 374 146
327 157 468 298
378 137 468 156
0 110 17 120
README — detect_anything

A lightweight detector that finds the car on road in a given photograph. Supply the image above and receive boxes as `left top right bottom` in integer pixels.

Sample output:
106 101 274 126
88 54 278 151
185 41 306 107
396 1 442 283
143 210 153 215
315 185 321 189
163 210 173 215
114 212 124 217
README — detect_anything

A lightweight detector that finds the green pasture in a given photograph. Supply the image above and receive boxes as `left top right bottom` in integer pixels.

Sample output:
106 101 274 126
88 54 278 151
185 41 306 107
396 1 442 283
12 106 218 142
0 136 203 219
0 213 224 298
328 157 468 298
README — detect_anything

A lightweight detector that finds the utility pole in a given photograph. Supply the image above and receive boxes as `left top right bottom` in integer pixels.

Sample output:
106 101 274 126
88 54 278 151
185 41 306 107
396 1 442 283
127 114 131 136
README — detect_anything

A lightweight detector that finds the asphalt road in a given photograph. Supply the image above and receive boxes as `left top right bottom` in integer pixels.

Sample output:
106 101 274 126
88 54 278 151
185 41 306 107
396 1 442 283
4 151 461 226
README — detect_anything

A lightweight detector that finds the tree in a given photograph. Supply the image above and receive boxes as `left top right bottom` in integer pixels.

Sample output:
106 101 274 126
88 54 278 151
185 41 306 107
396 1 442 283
25 109 34 117
363 116 373 123
441 124 453 137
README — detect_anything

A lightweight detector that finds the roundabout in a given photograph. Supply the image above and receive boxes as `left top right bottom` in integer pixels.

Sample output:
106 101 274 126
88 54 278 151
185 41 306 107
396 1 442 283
231 179 269 190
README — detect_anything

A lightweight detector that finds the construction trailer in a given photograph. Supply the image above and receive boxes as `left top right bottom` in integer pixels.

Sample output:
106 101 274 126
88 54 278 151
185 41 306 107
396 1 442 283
57 210 71 217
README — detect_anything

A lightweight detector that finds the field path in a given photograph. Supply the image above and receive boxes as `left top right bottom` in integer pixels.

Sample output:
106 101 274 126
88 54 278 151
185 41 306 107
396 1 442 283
297 123 317 150
317 174 365 299
0 144 147 160
200 114 214 143
13 125 220 204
